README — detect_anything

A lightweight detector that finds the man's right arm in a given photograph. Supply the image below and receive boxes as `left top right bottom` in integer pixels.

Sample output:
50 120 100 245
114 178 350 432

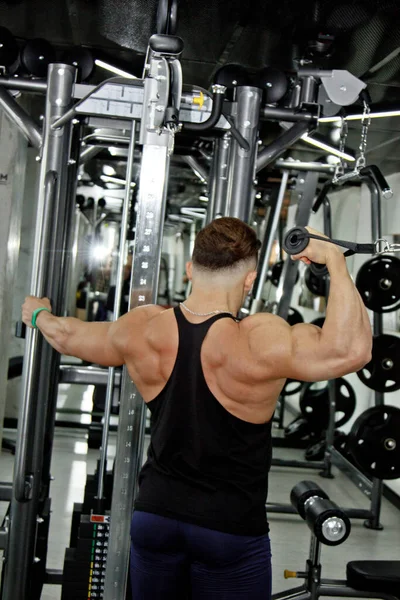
249 235 372 382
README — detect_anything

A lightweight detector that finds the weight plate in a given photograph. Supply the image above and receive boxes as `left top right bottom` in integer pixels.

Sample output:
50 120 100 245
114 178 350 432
347 405 400 480
300 378 356 431
254 66 288 104
62 46 94 82
357 334 400 393
305 265 329 297
282 379 304 396
284 416 312 440
21 38 55 77
356 255 400 313
269 260 299 287
0 27 18 68
287 306 304 326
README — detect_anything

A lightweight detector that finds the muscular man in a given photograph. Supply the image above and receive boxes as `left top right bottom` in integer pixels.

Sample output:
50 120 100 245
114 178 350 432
22 217 372 600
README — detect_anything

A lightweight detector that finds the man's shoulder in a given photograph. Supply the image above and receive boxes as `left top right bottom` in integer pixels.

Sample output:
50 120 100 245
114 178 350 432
241 311 289 333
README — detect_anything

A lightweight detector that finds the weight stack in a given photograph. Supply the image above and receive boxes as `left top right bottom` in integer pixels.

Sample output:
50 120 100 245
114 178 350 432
61 513 109 599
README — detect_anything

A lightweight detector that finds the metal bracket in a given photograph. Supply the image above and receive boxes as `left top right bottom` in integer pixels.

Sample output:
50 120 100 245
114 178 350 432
300 68 367 106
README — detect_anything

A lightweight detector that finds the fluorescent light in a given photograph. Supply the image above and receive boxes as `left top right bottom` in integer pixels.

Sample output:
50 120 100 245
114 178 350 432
301 133 356 162
95 59 137 79
319 110 400 123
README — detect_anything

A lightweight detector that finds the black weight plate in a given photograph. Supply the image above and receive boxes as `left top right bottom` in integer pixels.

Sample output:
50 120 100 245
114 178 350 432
300 378 356 431
356 255 400 313
282 378 304 396
254 67 288 104
284 416 312 440
62 47 94 82
287 307 304 326
347 405 400 480
269 260 299 287
305 265 329 297
0 27 18 68
21 38 55 77
357 334 400 393
214 64 250 88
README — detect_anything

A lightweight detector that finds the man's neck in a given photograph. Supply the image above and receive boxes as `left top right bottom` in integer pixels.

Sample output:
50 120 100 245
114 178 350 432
185 287 241 315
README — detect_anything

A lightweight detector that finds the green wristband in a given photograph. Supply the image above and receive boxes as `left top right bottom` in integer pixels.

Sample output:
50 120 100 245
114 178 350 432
31 307 51 329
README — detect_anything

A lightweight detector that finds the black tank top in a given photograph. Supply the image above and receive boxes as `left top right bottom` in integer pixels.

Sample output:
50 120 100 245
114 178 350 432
135 306 272 536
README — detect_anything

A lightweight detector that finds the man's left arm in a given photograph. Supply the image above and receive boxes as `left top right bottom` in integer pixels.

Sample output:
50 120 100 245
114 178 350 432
22 296 132 366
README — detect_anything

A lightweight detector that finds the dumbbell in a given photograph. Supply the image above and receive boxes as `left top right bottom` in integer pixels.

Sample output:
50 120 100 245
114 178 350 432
291 480 351 546
283 227 329 277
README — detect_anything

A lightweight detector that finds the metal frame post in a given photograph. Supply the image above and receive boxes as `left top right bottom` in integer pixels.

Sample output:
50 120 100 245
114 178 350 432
251 171 289 314
104 41 181 597
1 63 76 600
277 171 320 320
320 198 335 479
97 121 136 505
226 86 261 222
210 133 232 219
364 176 384 530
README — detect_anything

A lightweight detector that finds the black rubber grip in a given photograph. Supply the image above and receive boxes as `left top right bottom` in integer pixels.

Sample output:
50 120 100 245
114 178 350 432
290 480 330 520
283 227 309 255
283 227 328 276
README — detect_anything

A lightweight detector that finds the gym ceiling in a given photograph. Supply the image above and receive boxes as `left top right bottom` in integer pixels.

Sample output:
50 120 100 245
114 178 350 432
2 0 400 178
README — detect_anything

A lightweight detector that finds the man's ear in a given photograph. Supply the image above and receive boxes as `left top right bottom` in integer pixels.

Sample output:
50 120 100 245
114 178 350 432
244 270 257 293
186 261 193 281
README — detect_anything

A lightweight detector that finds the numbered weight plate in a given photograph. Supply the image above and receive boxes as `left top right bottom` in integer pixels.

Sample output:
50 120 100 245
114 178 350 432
300 378 356 431
356 255 400 313
287 306 304 326
357 334 400 393
305 265 329 297
347 405 400 480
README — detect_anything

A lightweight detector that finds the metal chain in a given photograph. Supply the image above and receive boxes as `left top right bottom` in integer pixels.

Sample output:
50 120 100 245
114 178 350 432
332 116 348 182
355 100 371 170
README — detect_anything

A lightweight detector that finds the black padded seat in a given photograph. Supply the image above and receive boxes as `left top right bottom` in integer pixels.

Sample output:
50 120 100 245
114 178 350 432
347 561 400 595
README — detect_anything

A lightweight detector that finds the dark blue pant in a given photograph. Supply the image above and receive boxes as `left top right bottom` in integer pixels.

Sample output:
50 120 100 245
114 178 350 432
130 511 272 599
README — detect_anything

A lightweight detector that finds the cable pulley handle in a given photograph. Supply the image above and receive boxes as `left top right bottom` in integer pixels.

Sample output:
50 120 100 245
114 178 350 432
283 227 376 258
282 227 328 276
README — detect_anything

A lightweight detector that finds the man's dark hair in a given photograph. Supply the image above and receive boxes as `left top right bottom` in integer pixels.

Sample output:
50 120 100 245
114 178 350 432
192 217 261 271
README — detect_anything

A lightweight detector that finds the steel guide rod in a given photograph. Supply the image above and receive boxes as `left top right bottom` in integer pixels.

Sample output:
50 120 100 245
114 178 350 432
2 63 76 600
97 122 136 502
104 137 172 598
277 171 320 320
226 86 262 222
251 171 289 313
365 176 384 529
322 198 334 479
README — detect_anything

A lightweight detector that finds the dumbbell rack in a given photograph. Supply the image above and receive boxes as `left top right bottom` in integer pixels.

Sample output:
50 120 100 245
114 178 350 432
267 178 386 529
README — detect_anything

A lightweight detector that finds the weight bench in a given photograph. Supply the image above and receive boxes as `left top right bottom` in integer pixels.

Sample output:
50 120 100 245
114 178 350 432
272 481 400 600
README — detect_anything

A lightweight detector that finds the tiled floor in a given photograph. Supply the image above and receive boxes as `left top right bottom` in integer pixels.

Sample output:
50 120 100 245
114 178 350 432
1 383 399 599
